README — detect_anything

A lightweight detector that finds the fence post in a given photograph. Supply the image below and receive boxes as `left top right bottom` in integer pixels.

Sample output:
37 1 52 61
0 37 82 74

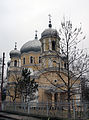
47 101 49 116
1 102 4 111
15 100 16 111
84 102 87 119
73 100 75 120
28 103 30 114
24 103 26 112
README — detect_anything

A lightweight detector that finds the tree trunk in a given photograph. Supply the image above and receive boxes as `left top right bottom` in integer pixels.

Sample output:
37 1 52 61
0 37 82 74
67 41 71 119
68 88 71 119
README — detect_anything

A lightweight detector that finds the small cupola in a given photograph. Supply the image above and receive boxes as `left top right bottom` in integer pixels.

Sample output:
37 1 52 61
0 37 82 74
9 42 21 58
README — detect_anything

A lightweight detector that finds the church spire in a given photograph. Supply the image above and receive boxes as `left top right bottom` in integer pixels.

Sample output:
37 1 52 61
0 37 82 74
35 30 38 39
14 42 17 50
48 14 52 28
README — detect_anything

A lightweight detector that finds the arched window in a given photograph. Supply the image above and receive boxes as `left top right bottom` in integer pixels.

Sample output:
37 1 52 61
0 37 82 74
64 63 66 69
30 56 33 64
42 42 44 52
23 57 25 64
54 93 58 103
14 60 17 67
39 56 41 63
54 80 58 83
7 62 10 67
52 41 56 50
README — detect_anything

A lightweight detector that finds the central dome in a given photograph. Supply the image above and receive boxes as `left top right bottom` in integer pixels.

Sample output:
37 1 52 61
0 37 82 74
20 40 41 54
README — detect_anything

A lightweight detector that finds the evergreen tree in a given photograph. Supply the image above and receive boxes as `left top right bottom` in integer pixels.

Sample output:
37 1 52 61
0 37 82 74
18 68 38 102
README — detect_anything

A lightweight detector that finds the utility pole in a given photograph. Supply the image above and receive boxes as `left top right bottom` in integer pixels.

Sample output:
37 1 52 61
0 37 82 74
0 58 2 85
1 52 5 101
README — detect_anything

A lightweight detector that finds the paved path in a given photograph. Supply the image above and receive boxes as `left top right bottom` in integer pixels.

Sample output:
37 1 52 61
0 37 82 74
0 116 14 120
0 112 41 120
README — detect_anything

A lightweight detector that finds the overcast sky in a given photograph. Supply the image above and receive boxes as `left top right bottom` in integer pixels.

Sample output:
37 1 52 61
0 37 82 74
0 0 89 65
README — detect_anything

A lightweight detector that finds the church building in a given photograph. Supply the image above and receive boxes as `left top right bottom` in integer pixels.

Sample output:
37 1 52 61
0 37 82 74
6 17 76 104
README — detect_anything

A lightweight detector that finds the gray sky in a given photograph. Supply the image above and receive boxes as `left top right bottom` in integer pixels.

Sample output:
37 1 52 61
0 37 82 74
0 0 89 64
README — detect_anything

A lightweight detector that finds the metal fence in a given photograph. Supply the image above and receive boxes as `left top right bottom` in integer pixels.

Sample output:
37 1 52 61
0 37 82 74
1 101 89 119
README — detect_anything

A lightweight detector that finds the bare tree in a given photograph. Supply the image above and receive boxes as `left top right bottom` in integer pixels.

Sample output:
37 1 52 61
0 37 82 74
7 71 21 102
54 18 89 117
34 18 89 118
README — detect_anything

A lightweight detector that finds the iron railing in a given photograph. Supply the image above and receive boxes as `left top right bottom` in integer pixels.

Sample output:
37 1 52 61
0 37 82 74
1 101 89 119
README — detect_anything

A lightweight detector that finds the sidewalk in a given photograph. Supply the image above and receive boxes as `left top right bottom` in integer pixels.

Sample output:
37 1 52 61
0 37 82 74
0 111 41 120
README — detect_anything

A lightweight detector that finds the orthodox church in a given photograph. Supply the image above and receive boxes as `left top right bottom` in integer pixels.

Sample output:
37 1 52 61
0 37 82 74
6 17 75 103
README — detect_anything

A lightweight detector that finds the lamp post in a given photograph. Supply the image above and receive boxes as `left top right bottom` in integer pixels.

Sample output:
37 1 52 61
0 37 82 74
1 52 5 102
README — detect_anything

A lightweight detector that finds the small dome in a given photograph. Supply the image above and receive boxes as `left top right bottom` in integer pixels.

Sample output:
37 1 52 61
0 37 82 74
20 40 41 54
41 28 59 39
10 49 21 58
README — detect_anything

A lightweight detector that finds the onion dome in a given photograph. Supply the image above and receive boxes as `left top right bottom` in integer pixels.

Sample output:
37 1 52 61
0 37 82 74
10 42 21 58
20 40 41 54
20 32 41 54
41 28 59 39
20 31 41 54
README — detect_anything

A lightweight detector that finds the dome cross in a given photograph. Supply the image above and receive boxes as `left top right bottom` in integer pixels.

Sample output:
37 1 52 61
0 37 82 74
48 14 52 28
15 42 17 50
35 30 38 39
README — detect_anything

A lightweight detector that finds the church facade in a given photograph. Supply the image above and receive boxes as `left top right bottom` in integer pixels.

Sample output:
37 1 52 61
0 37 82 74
6 18 78 103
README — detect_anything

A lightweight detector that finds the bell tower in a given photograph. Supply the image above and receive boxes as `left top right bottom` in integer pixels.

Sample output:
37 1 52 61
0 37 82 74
40 15 60 69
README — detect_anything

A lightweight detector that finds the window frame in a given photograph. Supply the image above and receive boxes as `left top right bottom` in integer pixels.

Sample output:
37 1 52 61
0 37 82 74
14 60 17 67
30 56 34 64
39 56 41 63
52 41 56 50
23 57 25 65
